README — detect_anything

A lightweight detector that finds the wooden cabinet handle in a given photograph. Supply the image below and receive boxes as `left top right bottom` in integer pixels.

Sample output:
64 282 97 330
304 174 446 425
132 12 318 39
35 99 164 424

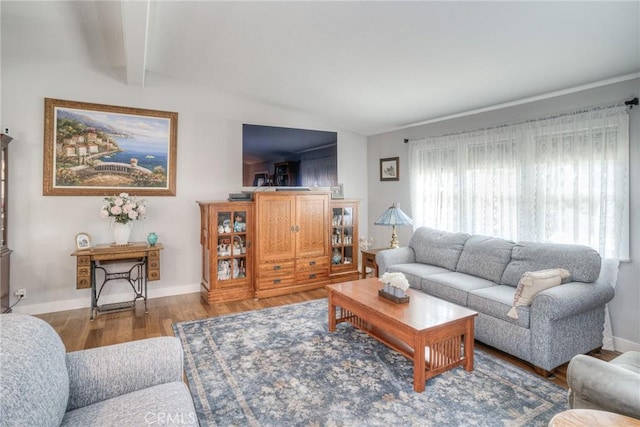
295 225 300 232
273 265 281 270
273 279 281 284
309 274 316 279
309 260 316 266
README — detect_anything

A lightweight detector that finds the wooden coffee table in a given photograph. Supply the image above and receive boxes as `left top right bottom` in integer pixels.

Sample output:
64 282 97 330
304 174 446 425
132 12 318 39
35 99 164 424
327 278 478 392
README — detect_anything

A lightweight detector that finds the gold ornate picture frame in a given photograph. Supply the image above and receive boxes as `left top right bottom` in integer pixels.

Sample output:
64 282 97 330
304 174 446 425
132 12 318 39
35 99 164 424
43 98 178 196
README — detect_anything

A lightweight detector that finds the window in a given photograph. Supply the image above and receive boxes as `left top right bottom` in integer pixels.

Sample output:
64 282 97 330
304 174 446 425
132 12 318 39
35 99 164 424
408 106 629 259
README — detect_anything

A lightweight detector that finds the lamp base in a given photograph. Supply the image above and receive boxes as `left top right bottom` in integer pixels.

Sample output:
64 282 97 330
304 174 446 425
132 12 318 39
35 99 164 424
389 225 399 248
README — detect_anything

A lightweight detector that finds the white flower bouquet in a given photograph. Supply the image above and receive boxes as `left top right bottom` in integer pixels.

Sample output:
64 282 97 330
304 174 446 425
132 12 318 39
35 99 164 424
100 193 146 224
379 272 410 298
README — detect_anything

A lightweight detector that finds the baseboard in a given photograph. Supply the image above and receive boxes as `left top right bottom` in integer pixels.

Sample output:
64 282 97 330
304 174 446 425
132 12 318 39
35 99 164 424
11 283 201 316
613 336 640 353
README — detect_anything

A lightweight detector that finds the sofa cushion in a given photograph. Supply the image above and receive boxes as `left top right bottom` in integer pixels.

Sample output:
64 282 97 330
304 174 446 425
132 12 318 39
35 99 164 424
456 235 515 284
386 263 451 289
61 382 197 426
421 272 497 306
409 227 471 271
468 285 531 329
0 314 69 427
501 242 601 287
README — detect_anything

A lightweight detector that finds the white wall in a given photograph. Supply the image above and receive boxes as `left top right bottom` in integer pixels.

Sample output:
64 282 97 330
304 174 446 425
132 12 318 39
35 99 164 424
1 56 367 315
367 79 640 351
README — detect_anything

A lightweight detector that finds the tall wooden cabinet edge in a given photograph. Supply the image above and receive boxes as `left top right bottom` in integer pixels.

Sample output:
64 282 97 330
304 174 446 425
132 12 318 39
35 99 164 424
329 199 360 283
197 200 254 304
0 134 12 313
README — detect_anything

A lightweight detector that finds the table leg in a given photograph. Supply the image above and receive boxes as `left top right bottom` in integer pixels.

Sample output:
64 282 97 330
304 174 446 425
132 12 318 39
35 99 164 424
413 335 426 392
90 261 97 321
328 292 336 332
464 318 475 371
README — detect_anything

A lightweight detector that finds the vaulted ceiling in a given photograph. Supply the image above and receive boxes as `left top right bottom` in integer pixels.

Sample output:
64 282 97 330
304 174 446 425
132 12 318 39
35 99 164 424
3 1 639 135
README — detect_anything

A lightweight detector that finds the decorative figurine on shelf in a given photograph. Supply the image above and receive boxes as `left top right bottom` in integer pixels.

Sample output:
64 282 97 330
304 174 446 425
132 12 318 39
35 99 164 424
232 236 243 255
218 260 230 280
332 248 342 264
234 214 246 232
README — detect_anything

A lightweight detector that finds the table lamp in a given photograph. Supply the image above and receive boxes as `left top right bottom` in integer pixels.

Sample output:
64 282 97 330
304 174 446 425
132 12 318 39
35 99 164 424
374 203 414 248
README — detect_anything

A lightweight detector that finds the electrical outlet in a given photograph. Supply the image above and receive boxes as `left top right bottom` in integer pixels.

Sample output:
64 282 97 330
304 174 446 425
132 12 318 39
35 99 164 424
15 289 26 298
3 128 9 135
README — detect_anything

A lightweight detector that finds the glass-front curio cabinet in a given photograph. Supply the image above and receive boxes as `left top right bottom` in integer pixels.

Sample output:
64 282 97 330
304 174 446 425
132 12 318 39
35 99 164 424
1 134 13 312
329 199 360 283
197 200 254 303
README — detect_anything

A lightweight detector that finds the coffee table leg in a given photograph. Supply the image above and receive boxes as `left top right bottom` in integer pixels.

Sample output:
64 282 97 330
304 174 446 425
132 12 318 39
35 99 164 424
328 291 336 332
413 335 426 392
464 318 475 371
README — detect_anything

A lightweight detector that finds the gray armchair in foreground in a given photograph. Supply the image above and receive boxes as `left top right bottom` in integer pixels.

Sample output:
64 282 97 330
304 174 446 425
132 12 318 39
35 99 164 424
0 314 198 426
567 351 640 420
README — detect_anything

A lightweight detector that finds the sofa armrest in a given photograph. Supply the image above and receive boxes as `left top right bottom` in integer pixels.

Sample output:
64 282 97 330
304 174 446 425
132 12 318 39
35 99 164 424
567 354 640 419
375 247 415 275
531 280 614 321
66 336 185 411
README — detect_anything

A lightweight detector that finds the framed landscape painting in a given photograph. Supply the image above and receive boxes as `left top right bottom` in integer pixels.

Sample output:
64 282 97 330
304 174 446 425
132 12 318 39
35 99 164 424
43 98 178 196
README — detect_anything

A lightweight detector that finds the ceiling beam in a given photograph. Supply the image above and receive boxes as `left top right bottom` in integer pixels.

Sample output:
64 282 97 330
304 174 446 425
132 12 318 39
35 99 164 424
121 0 150 87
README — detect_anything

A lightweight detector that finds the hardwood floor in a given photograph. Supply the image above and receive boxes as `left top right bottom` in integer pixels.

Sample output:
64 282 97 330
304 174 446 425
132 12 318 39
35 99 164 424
35 288 618 390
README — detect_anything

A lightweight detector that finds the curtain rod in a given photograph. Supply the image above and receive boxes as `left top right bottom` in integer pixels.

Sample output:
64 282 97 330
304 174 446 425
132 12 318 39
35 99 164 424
403 97 637 143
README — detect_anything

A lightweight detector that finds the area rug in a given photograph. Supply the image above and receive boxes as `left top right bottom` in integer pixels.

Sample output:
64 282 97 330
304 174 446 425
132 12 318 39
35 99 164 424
173 299 567 427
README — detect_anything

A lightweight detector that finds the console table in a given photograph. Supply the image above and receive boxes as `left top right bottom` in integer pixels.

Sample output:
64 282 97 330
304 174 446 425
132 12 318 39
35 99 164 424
71 242 163 320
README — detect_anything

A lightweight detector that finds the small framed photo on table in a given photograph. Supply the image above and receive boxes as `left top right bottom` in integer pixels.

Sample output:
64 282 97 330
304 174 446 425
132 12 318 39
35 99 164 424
331 183 344 199
75 232 91 250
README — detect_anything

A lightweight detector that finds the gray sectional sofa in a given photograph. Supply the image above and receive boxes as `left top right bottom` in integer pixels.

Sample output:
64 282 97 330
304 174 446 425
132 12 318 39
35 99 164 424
376 227 615 375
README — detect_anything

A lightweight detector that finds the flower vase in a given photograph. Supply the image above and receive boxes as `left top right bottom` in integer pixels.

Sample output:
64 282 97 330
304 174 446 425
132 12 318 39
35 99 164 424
383 283 392 294
393 287 405 298
112 222 132 245
147 232 158 246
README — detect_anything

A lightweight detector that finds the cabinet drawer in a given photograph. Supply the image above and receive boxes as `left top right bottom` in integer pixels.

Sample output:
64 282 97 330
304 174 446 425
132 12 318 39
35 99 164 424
296 256 329 271
148 270 160 281
256 276 295 290
76 276 91 289
258 261 295 277
295 269 329 285
148 250 160 260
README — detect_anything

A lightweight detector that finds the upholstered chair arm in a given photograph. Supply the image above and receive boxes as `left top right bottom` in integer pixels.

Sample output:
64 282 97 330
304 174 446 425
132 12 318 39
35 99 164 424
567 354 640 419
375 247 415 275
66 336 185 411
531 280 615 321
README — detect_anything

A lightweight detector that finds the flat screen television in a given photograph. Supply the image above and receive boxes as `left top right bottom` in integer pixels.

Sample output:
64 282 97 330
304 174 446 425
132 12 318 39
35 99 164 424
242 124 338 188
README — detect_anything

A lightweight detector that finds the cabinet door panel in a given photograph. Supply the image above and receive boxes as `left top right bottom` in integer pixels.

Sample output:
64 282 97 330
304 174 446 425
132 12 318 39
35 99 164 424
256 196 295 262
296 195 329 258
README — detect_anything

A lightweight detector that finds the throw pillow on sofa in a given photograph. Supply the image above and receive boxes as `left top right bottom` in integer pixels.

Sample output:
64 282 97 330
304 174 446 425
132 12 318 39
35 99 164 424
507 268 571 319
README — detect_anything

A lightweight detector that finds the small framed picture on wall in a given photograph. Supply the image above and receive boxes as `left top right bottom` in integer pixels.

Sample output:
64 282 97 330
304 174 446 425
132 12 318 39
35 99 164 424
380 157 399 181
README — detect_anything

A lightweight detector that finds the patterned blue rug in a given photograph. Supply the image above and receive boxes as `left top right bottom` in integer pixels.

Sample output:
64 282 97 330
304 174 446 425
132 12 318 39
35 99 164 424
173 299 567 426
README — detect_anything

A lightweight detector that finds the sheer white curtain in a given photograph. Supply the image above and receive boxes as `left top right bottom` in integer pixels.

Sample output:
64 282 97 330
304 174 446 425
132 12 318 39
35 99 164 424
408 105 630 259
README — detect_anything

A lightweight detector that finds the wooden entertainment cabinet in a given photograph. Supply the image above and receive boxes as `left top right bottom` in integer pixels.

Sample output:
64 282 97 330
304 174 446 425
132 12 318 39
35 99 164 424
197 192 359 303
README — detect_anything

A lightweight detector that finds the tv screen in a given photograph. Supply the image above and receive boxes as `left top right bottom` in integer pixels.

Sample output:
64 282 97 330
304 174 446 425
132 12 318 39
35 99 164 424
242 124 338 188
